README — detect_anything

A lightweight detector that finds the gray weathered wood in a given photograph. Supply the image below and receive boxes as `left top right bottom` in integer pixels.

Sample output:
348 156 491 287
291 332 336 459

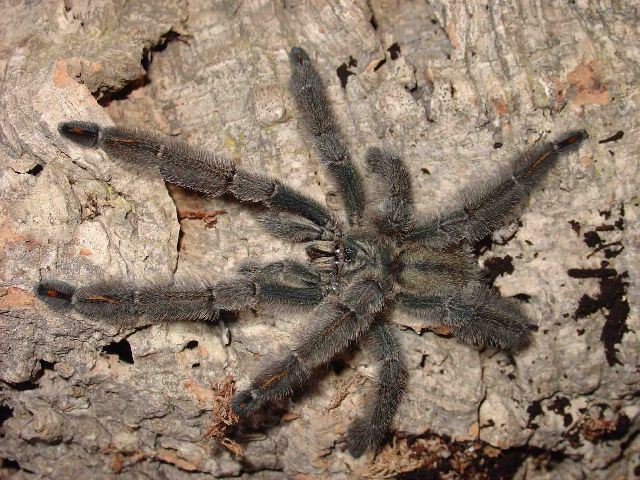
1 1 638 477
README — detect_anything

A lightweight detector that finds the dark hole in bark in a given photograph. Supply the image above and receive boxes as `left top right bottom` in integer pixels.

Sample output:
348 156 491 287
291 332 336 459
102 339 134 364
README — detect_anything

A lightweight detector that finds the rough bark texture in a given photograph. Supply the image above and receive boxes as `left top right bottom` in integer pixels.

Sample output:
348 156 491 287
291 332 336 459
1 1 638 478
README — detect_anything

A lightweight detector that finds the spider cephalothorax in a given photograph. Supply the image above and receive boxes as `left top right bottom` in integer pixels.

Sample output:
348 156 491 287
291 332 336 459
36 46 587 457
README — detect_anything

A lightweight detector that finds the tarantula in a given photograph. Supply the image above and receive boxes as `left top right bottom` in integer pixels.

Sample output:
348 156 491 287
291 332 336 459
36 47 586 457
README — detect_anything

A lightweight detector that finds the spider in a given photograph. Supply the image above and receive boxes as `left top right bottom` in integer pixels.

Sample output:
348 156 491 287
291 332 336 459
35 46 587 458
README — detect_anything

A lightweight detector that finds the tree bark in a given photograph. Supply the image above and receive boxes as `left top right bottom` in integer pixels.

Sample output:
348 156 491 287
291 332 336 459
1 1 638 478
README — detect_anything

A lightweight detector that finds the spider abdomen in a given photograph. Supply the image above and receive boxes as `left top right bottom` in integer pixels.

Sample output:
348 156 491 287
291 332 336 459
393 244 479 292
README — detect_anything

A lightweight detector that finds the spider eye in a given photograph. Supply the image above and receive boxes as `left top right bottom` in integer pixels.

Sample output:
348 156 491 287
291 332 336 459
343 245 356 263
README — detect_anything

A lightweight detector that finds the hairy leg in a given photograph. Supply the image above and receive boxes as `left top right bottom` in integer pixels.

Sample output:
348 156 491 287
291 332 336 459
58 122 335 237
289 47 365 224
231 274 388 416
257 211 334 242
237 260 321 286
407 131 588 246
347 319 407 458
396 282 532 351
366 147 415 238
35 261 324 326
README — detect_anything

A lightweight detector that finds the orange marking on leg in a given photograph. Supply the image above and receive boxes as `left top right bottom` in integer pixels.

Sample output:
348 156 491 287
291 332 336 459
259 371 286 389
525 151 551 176
564 134 580 145
431 324 452 336
85 295 118 304
110 137 138 144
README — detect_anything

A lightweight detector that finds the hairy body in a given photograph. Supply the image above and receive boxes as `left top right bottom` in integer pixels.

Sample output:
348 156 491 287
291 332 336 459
36 47 587 457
